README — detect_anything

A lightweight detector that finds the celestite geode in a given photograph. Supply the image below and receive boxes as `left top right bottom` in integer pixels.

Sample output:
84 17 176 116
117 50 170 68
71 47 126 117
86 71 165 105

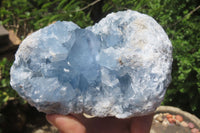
10 10 173 118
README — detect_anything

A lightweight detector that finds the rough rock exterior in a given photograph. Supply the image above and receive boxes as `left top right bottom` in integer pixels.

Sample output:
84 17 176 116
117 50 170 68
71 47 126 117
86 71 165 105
10 10 173 118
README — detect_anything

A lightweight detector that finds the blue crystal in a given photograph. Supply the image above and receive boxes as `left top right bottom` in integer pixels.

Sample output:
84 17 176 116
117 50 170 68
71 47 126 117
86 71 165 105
10 10 172 118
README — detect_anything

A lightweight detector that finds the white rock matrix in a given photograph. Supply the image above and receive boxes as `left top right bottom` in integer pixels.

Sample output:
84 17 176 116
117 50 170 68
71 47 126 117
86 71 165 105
10 10 173 118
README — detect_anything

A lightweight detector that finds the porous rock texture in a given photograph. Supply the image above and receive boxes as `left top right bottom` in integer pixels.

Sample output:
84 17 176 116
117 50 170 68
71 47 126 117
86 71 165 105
10 10 173 118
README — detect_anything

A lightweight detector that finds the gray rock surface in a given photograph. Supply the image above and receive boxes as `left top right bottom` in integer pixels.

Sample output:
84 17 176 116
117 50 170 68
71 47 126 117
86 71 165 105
10 10 173 118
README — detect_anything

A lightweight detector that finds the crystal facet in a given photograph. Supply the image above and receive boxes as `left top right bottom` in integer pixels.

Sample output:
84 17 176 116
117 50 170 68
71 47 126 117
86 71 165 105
10 10 173 118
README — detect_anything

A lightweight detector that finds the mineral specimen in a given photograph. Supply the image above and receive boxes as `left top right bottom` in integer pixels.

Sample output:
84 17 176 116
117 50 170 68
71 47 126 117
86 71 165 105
10 10 173 118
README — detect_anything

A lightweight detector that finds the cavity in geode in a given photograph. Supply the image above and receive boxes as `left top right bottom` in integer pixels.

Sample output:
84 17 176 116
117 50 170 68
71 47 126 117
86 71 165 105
10 10 173 118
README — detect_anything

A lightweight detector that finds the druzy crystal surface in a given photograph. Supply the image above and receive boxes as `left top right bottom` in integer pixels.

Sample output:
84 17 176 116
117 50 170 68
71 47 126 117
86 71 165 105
10 10 173 118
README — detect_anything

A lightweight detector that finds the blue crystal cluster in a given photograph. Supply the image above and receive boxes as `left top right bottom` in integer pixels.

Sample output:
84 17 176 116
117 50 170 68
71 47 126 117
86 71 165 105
10 10 172 118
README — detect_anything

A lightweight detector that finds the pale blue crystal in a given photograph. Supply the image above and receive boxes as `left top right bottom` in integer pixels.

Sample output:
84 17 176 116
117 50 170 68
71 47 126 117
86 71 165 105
10 10 172 118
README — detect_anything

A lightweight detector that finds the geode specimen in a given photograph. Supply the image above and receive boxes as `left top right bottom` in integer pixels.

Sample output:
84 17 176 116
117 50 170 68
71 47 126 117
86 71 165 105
10 10 173 118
